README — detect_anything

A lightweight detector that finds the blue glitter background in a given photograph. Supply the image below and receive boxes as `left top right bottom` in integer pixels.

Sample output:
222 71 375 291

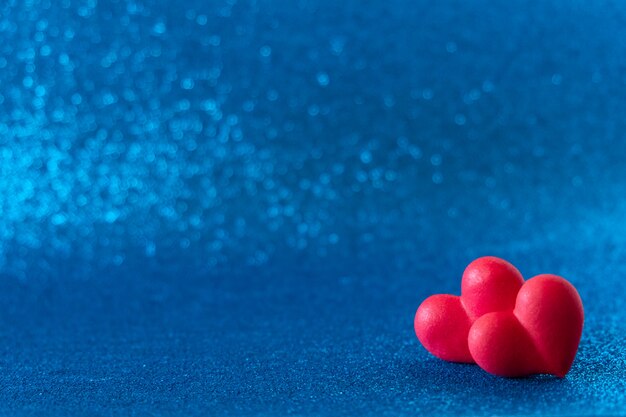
1 0 626 415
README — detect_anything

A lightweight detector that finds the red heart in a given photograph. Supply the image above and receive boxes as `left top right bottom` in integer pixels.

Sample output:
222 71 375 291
414 257 524 363
468 274 584 377
414 257 584 378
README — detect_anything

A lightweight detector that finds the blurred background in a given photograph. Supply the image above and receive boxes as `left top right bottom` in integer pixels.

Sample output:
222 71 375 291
0 0 625 415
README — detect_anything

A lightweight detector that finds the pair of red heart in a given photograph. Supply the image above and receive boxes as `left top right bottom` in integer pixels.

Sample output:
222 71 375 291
414 257 584 377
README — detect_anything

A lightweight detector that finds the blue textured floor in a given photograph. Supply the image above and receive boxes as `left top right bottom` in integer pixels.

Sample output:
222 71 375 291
1 0 626 415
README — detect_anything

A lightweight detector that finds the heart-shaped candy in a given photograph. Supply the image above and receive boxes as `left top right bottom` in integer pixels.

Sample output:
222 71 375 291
414 257 524 363
468 274 584 377
414 257 584 378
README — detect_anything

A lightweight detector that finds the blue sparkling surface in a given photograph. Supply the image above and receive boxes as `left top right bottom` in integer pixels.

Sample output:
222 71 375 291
1 0 626 415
